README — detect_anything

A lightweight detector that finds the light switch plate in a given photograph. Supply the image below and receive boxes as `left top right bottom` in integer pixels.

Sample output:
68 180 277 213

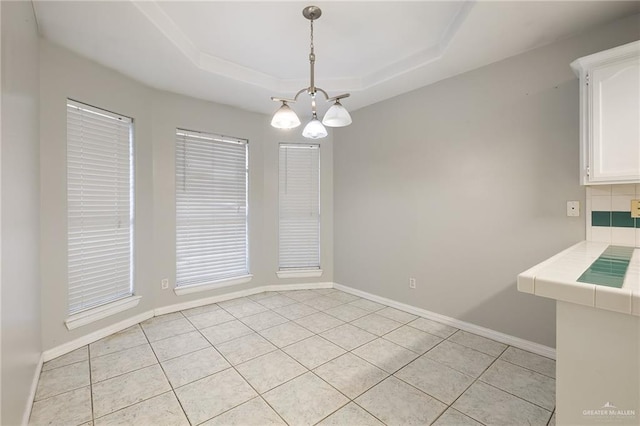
567 201 580 217
632 200 640 218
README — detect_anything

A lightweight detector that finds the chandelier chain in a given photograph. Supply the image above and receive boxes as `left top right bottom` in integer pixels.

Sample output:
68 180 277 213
310 19 314 54
308 17 316 95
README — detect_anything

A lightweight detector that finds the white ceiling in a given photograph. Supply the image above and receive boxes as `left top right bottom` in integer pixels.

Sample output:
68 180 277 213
33 1 639 118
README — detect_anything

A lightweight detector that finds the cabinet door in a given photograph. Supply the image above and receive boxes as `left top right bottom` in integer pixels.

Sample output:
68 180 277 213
589 56 640 183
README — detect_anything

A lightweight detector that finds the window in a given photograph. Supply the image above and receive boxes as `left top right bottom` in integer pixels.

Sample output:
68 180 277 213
279 143 320 271
175 129 249 289
67 100 134 314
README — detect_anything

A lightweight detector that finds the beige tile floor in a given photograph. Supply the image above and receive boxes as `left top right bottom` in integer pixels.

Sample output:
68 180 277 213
29 289 557 426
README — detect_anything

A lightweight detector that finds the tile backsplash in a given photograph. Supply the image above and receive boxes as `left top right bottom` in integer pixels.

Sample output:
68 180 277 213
586 184 640 247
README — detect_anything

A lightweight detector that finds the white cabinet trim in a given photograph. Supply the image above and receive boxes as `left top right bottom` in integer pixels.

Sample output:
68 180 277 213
571 40 640 185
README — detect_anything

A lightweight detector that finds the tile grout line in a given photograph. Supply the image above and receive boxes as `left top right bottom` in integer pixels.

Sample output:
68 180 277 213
87 341 164 388
302 301 432 424
184 292 383 424
390 369 456 408
184 308 294 426
148 333 211 364
90 340 150 362
451 338 555 412
138 322 193 425
306 302 443 425
92 390 179 424
26 384 94 426
442 342 554 424
432 407 488 426
126 315 551 424
90 323 189 423
31 361 89 404
211 291 546 423
177 312 240 425
88 361 161 389
479 380 555 414
425 343 509 426
341 309 551 424
442 331 555 367
184 292 441 424
347 400 389 426
494 357 556 379
36 293 360 423
37 356 87 374
88 344 95 425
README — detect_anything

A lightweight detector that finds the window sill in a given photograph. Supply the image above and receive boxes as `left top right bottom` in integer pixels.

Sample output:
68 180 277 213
174 274 254 296
65 295 142 330
277 269 323 279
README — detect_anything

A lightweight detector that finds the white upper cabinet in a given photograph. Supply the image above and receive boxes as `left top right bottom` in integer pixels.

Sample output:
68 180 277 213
571 41 640 185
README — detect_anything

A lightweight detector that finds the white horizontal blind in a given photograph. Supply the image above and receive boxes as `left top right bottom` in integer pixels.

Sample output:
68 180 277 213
279 144 320 270
176 129 249 287
67 100 134 314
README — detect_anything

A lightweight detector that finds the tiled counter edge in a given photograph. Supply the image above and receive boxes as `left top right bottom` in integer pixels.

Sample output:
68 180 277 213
517 241 640 316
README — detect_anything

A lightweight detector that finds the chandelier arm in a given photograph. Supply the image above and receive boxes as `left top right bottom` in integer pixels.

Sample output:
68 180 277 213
314 88 329 100
292 87 329 102
293 88 309 101
326 93 350 102
271 97 297 103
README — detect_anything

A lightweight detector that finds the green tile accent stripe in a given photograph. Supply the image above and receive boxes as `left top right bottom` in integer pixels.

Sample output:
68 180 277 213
612 211 635 228
592 211 611 227
592 211 639 228
578 245 635 288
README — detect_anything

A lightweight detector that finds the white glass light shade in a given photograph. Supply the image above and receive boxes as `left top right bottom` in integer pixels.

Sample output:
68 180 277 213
271 103 301 129
322 101 352 127
302 118 328 139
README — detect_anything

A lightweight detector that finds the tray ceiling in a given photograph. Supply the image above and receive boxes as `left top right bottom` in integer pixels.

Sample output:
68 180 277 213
33 1 640 116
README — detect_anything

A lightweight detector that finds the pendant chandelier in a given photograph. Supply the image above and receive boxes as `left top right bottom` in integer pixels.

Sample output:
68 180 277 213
270 5 352 139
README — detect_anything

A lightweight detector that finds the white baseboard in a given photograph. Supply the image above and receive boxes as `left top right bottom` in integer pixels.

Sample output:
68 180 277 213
42 311 154 362
333 282 556 360
22 353 44 425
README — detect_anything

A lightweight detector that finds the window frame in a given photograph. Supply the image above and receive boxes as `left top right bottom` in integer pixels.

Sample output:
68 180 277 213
65 99 138 328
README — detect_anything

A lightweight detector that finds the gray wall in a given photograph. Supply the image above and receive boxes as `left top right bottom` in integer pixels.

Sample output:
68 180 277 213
40 40 156 350
39 40 334 351
1 2 42 424
333 14 640 348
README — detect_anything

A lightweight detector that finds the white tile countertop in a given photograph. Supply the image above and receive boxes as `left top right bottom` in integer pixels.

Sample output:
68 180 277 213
518 241 640 316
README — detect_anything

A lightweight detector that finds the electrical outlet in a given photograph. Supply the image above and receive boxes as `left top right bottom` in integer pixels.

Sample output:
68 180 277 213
632 200 640 219
409 277 416 289
567 201 580 217
161 278 169 290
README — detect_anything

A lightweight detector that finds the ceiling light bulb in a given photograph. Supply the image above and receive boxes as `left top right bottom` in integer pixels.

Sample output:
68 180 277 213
271 102 301 129
322 100 352 127
302 117 328 139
